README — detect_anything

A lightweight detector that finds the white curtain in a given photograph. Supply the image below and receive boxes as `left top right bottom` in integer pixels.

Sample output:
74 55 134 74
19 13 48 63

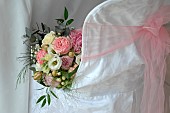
0 0 170 113
0 0 105 113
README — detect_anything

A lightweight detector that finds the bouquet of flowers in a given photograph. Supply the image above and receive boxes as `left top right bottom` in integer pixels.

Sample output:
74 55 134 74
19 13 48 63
17 7 82 107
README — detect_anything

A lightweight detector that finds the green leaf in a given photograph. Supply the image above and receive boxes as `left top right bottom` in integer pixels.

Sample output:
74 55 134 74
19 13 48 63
36 87 45 90
63 27 70 36
36 95 46 104
25 27 32 37
41 23 45 31
50 90 58 99
32 30 40 35
29 67 36 73
55 26 65 33
68 66 79 78
29 35 36 43
41 23 50 33
47 94 51 105
64 7 68 20
61 71 69 79
44 24 50 33
66 19 74 26
41 98 46 108
55 19 64 24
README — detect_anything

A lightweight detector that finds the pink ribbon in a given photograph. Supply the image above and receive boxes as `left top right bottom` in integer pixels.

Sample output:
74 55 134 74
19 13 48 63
82 5 170 113
138 6 170 113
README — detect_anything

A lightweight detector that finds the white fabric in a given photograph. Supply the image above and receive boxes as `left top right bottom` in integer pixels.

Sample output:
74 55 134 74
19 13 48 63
0 0 32 113
0 0 105 113
31 0 170 113
1 0 170 113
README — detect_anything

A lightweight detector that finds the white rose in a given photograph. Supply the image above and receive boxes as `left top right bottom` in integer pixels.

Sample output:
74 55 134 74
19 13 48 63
42 31 56 45
48 55 62 71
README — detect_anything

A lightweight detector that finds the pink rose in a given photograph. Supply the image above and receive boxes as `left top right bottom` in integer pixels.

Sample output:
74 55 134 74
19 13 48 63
52 37 71 55
36 49 47 65
44 75 60 87
61 56 73 70
69 29 82 54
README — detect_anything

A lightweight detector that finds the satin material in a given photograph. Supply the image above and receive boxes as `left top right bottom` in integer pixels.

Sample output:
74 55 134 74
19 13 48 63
31 0 170 113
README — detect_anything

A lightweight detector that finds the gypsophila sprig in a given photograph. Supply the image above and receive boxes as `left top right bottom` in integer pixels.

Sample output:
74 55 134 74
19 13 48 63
17 7 82 107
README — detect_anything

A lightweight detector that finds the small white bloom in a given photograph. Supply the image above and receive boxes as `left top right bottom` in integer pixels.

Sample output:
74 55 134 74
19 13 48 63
57 72 61 75
42 31 56 45
48 55 62 71
35 63 42 71
76 54 81 65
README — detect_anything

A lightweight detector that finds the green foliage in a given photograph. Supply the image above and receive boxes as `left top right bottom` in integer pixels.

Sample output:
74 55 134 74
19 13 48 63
55 7 74 36
36 88 58 107
36 95 46 104
64 7 68 20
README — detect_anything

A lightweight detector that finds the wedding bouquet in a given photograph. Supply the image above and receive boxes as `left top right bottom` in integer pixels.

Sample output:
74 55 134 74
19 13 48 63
17 7 82 107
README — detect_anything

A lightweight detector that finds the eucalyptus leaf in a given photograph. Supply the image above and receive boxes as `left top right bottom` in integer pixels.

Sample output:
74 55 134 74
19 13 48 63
30 35 36 43
41 98 46 108
63 27 70 36
64 7 68 20
55 26 65 33
44 24 50 33
41 23 45 31
56 19 64 24
36 95 46 104
25 27 32 37
47 94 51 105
29 67 36 73
66 19 74 26
50 90 58 99
37 34 43 41
32 30 40 35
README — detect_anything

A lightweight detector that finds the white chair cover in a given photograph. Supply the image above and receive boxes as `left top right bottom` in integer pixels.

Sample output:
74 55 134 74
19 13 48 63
30 0 170 113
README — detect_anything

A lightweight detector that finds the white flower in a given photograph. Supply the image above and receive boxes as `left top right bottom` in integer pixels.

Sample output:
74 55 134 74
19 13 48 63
42 63 50 74
76 54 81 65
47 44 58 55
48 55 62 71
35 63 42 71
42 31 56 45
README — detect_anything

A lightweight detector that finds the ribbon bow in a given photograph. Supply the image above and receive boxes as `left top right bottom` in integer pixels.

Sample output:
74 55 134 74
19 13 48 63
143 17 163 37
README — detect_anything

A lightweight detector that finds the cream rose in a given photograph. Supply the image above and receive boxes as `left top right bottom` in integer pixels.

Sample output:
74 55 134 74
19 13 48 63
42 31 56 45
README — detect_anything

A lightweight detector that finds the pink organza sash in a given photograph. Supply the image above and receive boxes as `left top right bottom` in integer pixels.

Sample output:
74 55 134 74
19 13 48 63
82 5 170 113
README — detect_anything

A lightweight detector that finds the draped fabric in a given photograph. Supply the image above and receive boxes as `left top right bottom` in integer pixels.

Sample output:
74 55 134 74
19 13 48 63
31 0 170 113
1 0 170 113
0 0 105 113
0 1 32 113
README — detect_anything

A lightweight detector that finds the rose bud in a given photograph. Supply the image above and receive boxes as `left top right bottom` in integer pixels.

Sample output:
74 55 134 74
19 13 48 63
68 52 75 58
56 78 62 82
57 72 61 76
61 82 65 86
33 72 42 80
61 76 66 80
52 70 57 76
